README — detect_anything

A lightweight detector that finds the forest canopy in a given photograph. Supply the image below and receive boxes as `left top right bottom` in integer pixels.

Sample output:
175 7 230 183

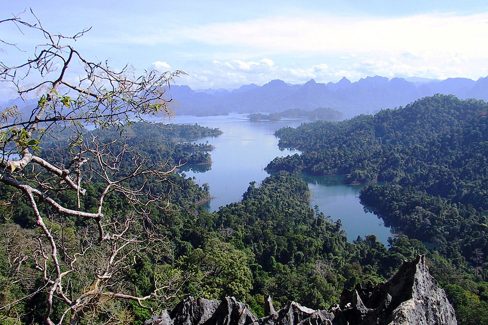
267 95 488 271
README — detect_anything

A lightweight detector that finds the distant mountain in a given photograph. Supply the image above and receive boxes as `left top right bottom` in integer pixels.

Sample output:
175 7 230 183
4 76 488 119
168 76 488 118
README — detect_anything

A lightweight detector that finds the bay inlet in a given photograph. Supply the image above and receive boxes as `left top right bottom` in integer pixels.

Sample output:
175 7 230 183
163 114 392 245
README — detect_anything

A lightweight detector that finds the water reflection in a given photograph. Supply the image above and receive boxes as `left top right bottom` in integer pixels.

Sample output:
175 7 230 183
303 174 391 245
159 114 391 245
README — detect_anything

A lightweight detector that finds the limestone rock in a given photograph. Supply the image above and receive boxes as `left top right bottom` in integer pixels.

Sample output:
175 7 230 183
385 255 457 325
334 255 457 325
258 301 334 324
264 296 277 317
205 296 257 324
146 256 457 325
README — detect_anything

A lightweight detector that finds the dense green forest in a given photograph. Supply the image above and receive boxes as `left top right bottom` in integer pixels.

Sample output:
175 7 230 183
0 123 217 323
268 95 488 210
1 118 486 324
3 7 488 324
266 94 488 323
41 122 222 173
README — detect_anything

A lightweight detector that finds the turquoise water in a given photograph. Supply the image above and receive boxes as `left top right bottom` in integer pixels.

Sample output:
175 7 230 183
161 114 392 245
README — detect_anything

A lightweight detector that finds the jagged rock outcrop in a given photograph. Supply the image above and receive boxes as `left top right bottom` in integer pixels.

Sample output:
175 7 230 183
258 300 334 324
146 297 257 325
334 255 457 324
146 256 457 325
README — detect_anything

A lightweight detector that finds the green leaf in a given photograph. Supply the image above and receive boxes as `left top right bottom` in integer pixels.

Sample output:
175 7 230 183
61 96 71 108
38 95 47 109
27 139 39 146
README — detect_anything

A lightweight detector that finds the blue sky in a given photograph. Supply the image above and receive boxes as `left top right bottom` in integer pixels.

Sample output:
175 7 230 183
2 1 488 92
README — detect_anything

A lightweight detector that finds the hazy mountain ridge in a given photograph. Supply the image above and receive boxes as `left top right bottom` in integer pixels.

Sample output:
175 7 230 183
168 76 488 117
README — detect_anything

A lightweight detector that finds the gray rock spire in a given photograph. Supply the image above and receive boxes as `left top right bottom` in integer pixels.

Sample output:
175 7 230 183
146 256 457 325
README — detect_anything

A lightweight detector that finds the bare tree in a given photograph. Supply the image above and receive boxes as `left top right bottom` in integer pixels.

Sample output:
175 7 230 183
0 10 183 324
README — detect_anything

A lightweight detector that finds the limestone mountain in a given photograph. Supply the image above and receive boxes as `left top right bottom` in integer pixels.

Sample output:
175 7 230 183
168 76 488 117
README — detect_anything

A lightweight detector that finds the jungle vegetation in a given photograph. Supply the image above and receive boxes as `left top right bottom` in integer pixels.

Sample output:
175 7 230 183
266 94 488 324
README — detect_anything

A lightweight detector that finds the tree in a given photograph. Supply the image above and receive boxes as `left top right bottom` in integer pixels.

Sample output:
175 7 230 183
0 11 182 324
181 237 253 301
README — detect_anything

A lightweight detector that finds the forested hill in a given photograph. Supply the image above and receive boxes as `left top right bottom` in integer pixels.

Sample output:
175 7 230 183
1 113 486 324
267 94 488 282
41 122 222 173
268 95 488 210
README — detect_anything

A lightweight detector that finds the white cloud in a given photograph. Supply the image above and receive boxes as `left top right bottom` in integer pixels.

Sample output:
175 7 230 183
178 59 336 89
176 59 273 89
167 12 488 86
153 61 172 71
212 58 275 73
148 12 488 88
176 51 488 90
82 11 488 87
180 13 488 58
283 63 331 80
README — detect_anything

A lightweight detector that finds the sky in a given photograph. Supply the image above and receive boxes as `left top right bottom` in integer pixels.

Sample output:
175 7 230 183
2 0 488 93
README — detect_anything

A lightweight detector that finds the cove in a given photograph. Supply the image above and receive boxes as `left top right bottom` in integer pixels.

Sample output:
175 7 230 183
303 174 391 245
162 114 392 245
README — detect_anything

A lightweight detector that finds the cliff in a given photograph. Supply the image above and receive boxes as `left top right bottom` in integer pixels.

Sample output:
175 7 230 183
146 256 457 325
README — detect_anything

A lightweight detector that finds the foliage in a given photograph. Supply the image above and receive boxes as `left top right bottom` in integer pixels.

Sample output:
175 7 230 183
268 95 488 268
180 237 253 301
0 12 192 324
1 13 485 325
267 95 488 323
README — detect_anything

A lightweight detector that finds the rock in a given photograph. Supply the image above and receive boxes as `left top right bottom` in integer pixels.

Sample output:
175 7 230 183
334 255 457 325
258 301 334 324
264 296 277 317
385 255 457 325
145 310 173 325
146 256 457 325
204 296 257 324
145 297 220 325
173 297 221 325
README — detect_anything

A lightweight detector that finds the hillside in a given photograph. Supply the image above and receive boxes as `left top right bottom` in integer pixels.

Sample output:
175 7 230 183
1 120 487 324
266 95 488 321
148 256 457 325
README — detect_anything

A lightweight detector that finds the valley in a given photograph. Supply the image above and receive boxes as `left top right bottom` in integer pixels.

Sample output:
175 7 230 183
164 114 392 244
2 4 488 322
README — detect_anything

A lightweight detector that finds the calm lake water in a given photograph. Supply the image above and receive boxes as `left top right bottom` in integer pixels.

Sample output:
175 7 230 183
161 114 392 245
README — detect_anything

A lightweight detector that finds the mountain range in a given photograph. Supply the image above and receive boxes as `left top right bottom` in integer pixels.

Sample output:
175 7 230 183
168 76 488 118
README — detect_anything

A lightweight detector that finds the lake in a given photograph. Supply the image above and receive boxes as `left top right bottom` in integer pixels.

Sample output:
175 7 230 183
161 114 392 245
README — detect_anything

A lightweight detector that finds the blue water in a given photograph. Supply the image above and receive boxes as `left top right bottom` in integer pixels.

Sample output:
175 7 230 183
160 114 392 245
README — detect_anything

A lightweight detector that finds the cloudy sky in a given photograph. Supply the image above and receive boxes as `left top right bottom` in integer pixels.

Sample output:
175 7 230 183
2 1 488 90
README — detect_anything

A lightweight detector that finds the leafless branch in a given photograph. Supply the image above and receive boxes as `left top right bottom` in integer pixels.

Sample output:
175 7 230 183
0 11 183 324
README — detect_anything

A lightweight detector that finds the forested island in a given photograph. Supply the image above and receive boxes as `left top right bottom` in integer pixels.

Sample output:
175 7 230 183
42 122 222 173
248 107 342 122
